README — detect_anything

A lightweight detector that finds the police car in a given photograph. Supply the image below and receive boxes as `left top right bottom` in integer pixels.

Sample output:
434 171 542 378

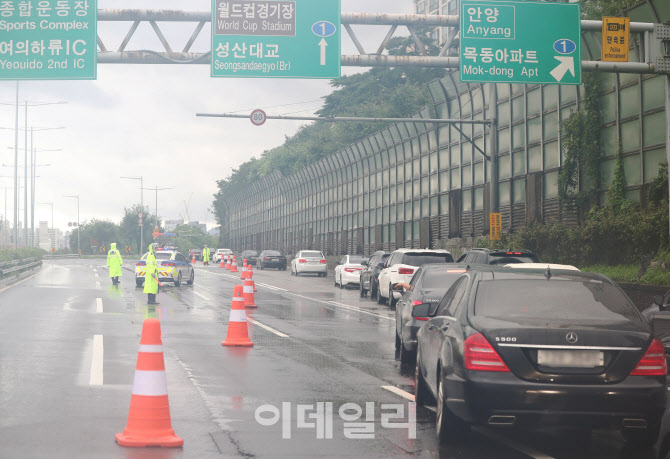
135 247 194 288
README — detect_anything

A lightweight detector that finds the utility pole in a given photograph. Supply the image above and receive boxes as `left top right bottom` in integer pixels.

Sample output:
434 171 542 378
13 81 18 249
142 186 173 221
24 102 27 247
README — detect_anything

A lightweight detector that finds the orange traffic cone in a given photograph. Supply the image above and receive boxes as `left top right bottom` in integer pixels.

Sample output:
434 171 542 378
222 285 253 347
116 319 183 448
243 278 257 308
230 256 239 273
220 256 226 268
191 253 196 264
225 255 232 270
241 259 248 279
248 264 257 292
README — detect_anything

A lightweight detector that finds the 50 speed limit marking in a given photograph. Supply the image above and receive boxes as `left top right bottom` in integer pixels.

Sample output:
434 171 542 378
250 109 267 126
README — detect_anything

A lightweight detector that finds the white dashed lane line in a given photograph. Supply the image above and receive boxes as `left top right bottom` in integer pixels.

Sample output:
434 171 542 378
247 318 289 338
89 334 104 386
193 291 212 301
96 298 103 313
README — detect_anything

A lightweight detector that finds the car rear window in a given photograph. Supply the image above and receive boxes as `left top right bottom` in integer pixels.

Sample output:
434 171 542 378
245 251 258 256
489 253 538 264
474 279 640 322
155 253 172 260
349 256 367 264
265 251 281 256
302 251 323 258
421 270 467 289
401 252 454 266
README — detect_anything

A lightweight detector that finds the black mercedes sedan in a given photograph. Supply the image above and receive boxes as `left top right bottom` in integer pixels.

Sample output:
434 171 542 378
257 250 287 270
414 266 666 446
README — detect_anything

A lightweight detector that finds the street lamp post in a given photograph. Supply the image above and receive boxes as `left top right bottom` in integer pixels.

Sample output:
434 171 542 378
121 176 143 253
141 186 173 221
64 195 79 255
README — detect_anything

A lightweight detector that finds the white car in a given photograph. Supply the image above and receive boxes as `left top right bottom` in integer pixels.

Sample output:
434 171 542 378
291 250 327 277
334 255 368 289
377 248 453 306
214 248 233 263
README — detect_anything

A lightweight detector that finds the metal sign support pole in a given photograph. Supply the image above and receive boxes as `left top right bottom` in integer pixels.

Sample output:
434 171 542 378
489 83 498 215
666 74 670 239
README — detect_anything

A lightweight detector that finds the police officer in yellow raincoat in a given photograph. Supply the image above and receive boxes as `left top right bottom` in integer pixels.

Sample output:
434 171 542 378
202 246 210 266
144 243 160 304
107 243 123 285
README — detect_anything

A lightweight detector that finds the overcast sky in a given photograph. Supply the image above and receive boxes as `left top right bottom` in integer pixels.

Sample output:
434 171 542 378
0 0 413 235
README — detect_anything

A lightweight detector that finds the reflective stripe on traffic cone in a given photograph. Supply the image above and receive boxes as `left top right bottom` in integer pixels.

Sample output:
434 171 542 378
225 255 232 270
243 278 257 308
115 319 183 448
241 260 248 279
247 264 257 292
230 256 239 273
222 285 253 347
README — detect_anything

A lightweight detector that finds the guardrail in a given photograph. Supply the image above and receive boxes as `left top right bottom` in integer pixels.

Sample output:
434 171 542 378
43 254 81 259
0 258 42 277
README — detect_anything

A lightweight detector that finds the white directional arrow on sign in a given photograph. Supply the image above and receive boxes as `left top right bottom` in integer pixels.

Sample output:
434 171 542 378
550 56 575 83
319 38 328 66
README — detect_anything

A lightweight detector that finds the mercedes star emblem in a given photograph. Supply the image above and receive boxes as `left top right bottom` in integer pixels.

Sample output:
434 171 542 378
566 332 579 344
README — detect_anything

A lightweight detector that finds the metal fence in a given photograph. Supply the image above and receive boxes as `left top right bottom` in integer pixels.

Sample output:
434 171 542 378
220 6 669 256
0 258 42 277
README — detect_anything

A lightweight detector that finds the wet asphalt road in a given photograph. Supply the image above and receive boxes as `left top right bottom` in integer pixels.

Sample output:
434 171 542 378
0 259 663 458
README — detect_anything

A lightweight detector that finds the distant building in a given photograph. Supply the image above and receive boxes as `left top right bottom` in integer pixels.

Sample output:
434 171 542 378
187 221 207 233
164 219 184 232
37 221 50 251
208 227 220 237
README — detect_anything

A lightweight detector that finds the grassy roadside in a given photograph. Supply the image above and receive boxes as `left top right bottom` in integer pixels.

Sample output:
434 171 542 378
581 263 670 286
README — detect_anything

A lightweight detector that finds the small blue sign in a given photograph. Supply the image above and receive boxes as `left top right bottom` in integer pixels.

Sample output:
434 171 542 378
312 21 337 38
553 39 577 55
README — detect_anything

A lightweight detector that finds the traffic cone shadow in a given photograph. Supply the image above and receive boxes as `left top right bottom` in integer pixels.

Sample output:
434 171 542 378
116 318 183 448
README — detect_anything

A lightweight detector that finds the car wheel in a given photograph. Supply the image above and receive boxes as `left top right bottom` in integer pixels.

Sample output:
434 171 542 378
186 270 194 285
395 332 401 351
360 282 367 297
370 283 378 300
415 347 432 406
174 271 182 287
388 284 397 307
377 286 386 304
295 269 300 277
436 368 470 443
399 339 414 364
135 278 144 288
334 275 338 287
258 263 263 270
339 276 345 289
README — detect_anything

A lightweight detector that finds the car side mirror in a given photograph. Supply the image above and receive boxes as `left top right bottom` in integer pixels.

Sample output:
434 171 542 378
377 262 385 270
361 260 368 267
411 303 431 318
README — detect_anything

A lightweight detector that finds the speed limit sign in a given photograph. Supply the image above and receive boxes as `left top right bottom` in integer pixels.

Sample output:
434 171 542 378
250 109 267 126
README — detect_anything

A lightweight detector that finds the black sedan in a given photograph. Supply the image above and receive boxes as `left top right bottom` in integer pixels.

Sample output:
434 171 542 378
395 264 468 363
239 250 259 266
359 251 390 299
414 266 666 446
257 250 287 271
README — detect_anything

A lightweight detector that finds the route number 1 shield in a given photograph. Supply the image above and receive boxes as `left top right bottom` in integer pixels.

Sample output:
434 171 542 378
459 0 581 85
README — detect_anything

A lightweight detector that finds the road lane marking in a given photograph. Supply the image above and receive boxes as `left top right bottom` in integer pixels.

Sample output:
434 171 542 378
94 272 99 278
95 281 101 289
473 427 555 459
193 291 212 301
89 334 104 386
200 270 393 322
247 318 289 337
382 385 415 401
0 271 39 294
327 301 394 321
96 298 103 313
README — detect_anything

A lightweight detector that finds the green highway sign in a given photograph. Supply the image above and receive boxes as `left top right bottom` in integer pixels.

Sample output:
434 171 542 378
459 0 581 85
211 0 341 79
0 0 97 80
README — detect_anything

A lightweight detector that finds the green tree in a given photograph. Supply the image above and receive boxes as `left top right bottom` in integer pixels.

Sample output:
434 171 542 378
119 205 161 255
606 142 627 210
580 0 640 20
69 219 120 254
173 224 217 256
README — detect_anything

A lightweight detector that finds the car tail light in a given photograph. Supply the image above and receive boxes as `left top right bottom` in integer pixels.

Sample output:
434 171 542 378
162 262 174 266
631 339 667 376
344 267 361 273
264 257 270 260
398 267 414 275
464 333 510 372
136 262 145 266
506 252 523 255
412 301 429 321
299 259 307 263
320 259 327 264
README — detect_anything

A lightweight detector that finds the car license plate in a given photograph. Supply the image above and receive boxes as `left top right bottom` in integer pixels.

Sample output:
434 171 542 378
537 350 604 368
308 261 319 264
